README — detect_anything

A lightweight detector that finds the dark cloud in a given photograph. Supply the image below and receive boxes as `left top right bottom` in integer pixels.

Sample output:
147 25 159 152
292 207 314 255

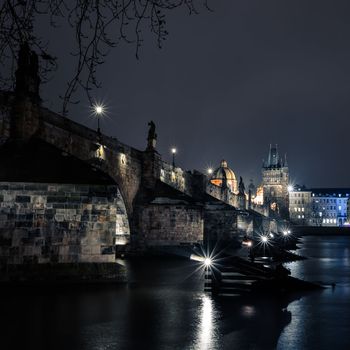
40 0 350 187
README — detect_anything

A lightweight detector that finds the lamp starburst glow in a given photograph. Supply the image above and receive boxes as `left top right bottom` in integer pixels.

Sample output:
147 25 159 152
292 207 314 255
91 102 107 134
92 102 106 116
261 236 268 243
288 185 294 192
204 258 212 267
95 105 103 114
171 147 177 168
207 168 213 175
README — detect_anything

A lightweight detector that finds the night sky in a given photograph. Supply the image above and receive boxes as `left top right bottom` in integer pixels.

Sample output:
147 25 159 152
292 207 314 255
39 0 350 188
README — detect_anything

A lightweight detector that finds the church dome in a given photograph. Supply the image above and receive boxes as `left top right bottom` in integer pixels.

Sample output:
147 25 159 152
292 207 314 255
210 160 238 193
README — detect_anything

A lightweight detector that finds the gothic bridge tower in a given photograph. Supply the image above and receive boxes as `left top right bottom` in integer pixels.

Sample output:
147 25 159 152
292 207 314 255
262 144 289 219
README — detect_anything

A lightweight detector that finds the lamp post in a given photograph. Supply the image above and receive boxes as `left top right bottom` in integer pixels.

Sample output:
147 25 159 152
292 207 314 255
94 104 104 134
171 148 177 168
261 235 269 256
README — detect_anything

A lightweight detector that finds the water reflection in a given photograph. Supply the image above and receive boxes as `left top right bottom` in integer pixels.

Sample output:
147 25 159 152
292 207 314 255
193 295 219 350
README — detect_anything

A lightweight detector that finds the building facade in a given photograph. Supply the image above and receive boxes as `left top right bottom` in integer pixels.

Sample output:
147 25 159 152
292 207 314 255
289 187 350 227
289 186 312 225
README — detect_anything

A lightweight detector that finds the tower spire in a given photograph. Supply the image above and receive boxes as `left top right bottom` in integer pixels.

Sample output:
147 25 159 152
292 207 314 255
266 143 279 167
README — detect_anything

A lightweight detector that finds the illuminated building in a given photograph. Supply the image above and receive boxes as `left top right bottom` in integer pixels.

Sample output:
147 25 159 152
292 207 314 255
289 187 350 227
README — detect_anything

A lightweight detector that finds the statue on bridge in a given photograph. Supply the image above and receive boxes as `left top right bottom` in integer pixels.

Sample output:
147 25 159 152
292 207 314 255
147 120 157 150
238 176 245 196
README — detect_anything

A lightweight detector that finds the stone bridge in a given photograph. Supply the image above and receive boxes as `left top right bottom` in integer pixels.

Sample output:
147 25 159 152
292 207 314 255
0 46 275 266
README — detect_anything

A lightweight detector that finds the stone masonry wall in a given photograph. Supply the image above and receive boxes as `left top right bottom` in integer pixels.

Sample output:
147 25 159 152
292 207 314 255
204 202 239 243
137 202 203 246
0 182 129 264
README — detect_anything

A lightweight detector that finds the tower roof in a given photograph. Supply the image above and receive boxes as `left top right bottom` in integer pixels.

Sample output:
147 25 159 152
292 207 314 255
267 144 280 167
264 144 288 169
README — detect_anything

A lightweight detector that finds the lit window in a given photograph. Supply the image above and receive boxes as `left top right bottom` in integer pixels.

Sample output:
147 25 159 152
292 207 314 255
302 207 304 212
294 208 297 212
339 206 342 211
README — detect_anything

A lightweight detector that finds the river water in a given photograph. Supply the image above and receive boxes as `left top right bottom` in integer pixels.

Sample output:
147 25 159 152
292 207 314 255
1 236 349 350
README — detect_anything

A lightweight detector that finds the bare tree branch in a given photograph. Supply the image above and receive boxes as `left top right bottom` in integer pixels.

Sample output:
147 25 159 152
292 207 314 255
0 1 211 115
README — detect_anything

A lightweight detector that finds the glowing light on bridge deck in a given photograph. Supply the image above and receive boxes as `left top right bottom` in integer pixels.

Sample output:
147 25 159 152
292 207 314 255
283 229 291 236
171 148 177 154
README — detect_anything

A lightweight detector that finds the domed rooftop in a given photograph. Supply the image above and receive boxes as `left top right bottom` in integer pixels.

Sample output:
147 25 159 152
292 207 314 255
210 160 238 193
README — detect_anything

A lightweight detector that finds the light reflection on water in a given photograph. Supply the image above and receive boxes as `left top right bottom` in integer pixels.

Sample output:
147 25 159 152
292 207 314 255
193 295 219 350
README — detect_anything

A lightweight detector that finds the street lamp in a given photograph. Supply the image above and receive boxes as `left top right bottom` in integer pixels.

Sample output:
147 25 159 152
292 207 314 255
93 103 105 134
171 147 177 168
207 168 213 176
